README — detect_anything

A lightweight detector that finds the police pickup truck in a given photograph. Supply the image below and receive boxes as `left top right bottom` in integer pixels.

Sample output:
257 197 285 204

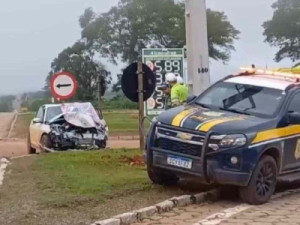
146 68 300 205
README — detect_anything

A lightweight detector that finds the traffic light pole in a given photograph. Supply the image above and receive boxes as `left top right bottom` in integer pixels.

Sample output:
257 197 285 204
185 0 210 96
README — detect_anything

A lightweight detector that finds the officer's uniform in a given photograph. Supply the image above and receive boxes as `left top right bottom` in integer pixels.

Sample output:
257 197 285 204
170 83 189 107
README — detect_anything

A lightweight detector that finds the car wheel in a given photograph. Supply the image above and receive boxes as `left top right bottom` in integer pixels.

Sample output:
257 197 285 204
40 134 53 153
146 149 178 186
96 139 107 149
239 155 277 205
27 133 36 154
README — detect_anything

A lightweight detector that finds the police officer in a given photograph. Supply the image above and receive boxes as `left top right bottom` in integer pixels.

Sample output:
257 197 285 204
161 82 171 110
165 73 189 107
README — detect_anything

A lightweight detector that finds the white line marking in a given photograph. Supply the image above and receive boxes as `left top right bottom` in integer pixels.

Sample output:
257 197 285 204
7 111 18 138
0 158 10 187
10 155 35 160
193 204 252 225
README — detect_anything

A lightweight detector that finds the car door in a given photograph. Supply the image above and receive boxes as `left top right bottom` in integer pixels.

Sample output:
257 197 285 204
282 92 300 171
30 106 45 147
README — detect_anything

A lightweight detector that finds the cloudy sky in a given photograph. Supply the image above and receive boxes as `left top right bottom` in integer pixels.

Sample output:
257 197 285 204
0 0 294 95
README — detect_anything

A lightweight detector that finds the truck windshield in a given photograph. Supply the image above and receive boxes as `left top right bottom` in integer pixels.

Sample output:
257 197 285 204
196 82 285 117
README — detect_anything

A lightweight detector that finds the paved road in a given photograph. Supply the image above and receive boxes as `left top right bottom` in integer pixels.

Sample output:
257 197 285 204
0 112 14 138
0 113 28 158
220 190 300 225
133 201 237 225
133 188 300 225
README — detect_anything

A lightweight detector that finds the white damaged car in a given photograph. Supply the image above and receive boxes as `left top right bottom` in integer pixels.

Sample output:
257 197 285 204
27 102 108 153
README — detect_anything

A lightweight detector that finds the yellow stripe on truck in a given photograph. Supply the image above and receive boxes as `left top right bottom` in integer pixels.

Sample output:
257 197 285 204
172 109 195 127
198 117 243 132
252 125 300 144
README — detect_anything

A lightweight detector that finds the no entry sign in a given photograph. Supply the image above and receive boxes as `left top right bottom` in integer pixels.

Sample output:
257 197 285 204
50 72 78 101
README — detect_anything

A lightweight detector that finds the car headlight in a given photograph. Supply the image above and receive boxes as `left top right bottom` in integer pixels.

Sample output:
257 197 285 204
210 134 247 150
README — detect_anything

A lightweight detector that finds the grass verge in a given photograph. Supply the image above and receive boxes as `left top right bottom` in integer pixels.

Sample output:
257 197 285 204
12 113 34 138
35 149 148 206
0 149 195 225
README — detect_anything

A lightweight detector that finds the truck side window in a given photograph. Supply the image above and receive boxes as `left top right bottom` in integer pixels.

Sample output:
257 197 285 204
288 93 300 113
36 107 44 121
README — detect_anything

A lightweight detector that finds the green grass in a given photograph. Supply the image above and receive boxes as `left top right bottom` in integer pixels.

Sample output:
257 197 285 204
0 150 194 225
13 111 151 138
33 149 148 206
12 113 34 138
103 112 139 135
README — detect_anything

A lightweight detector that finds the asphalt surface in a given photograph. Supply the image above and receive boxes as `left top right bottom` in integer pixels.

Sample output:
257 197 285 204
132 186 300 225
0 112 28 158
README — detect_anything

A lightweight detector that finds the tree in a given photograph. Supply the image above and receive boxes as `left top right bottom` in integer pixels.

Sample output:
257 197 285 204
112 74 123 93
0 95 15 112
81 0 239 64
46 41 112 101
263 0 300 62
79 7 96 29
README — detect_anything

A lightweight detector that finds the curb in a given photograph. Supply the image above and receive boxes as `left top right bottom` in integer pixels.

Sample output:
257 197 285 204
109 136 140 141
0 158 11 187
7 111 18 138
91 189 221 225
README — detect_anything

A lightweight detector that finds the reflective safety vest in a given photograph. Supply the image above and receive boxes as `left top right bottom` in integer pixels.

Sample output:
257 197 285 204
171 83 189 106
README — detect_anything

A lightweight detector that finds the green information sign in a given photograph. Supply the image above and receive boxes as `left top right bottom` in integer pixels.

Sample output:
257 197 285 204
142 48 184 116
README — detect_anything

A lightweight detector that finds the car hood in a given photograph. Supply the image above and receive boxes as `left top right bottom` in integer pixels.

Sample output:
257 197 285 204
157 104 273 134
49 102 107 129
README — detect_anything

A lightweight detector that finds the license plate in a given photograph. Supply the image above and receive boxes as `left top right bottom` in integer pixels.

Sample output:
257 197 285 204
167 156 192 169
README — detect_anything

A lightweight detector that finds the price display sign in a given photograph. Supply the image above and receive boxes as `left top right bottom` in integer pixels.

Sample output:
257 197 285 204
142 48 184 116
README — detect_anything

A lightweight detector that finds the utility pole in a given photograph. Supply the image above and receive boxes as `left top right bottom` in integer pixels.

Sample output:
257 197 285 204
185 0 210 96
97 76 102 110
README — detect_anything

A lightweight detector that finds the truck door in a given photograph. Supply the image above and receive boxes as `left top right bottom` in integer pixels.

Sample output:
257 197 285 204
282 92 300 171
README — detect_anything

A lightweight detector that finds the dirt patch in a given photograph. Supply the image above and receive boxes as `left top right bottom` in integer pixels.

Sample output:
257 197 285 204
0 112 15 138
0 139 27 158
120 155 145 166
108 139 139 149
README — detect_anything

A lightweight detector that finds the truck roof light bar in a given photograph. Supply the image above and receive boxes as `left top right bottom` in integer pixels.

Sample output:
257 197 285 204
239 67 300 81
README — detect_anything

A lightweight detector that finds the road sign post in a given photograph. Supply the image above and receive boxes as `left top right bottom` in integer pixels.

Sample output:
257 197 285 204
50 72 78 101
142 48 184 116
121 63 156 150
137 62 145 150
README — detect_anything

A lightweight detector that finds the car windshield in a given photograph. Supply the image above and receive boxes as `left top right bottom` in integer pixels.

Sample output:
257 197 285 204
196 81 285 117
45 106 63 122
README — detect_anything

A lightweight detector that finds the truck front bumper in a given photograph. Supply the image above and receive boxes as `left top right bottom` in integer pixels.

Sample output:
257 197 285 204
152 148 251 186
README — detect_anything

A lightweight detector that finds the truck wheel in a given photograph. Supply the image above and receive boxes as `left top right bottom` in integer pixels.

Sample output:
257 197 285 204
147 166 179 186
40 135 53 153
146 151 179 186
239 155 277 205
27 134 36 154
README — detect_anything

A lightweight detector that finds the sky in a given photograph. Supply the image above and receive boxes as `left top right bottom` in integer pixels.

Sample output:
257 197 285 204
0 0 294 95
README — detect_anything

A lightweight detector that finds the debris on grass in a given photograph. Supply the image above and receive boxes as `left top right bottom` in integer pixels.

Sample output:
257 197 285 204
120 155 145 166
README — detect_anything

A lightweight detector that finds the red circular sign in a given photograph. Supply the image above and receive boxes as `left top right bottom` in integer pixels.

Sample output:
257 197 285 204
50 72 78 100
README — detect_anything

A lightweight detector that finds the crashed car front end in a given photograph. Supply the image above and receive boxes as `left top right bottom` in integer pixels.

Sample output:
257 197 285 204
50 124 107 150
48 103 108 150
